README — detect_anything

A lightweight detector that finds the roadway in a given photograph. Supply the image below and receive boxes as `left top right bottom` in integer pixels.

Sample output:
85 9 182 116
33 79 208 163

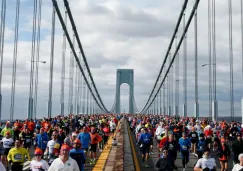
127 123 234 171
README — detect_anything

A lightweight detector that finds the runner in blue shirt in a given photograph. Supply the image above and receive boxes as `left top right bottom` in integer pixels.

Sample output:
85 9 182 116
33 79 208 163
179 132 191 171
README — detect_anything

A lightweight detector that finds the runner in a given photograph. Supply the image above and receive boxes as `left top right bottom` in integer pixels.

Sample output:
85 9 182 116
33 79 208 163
155 147 175 171
1 131 14 170
218 137 231 171
194 147 217 171
69 139 86 171
232 153 243 171
139 127 152 168
232 132 243 164
7 139 30 171
188 126 198 156
48 144 79 171
178 132 191 171
30 148 49 171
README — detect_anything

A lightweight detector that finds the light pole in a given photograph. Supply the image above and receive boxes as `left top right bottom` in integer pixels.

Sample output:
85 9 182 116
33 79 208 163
31 60 46 64
202 63 217 121
32 60 46 119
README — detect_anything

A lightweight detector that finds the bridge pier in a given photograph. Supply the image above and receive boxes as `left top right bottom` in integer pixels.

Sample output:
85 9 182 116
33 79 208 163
241 97 243 123
183 104 187 117
194 102 199 119
174 105 179 116
212 100 218 122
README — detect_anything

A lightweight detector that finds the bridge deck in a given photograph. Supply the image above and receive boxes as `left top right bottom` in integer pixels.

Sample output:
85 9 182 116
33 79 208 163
126 124 234 171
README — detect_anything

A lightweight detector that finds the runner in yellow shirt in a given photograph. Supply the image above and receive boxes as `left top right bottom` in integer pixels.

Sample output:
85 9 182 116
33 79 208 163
7 139 30 171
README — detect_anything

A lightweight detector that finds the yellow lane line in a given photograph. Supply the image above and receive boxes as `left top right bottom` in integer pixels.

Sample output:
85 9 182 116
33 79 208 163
92 119 121 171
126 120 140 171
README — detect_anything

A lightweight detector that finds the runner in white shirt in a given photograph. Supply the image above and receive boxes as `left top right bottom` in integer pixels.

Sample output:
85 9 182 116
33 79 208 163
194 148 216 171
1 131 13 170
48 144 80 171
45 131 61 165
30 148 49 171
232 153 243 171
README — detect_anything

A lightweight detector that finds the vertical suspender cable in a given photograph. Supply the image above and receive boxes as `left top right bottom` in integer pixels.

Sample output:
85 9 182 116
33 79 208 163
171 56 174 115
47 6 55 118
175 36 179 116
229 0 234 120
212 0 218 121
167 65 169 115
208 0 212 119
60 11 67 115
68 34 75 115
89 83 92 114
241 0 243 123
83 66 86 114
163 84 165 115
156 90 159 114
80 70 83 113
77 52 81 114
10 0 20 121
0 0 6 122
33 0 42 119
28 0 37 119
194 9 199 119
159 81 162 114
183 12 187 117
86 76 89 114
74 64 78 114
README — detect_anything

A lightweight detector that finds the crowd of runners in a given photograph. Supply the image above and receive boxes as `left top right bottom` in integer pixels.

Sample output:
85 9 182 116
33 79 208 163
2 113 243 171
128 114 243 171
0 114 121 171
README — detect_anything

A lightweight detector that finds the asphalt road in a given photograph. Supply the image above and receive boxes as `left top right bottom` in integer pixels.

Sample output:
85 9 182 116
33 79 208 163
129 129 234 171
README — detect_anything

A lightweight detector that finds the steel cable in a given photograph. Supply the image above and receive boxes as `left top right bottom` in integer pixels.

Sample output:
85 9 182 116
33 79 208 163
60 11 67 115
142 0 200 113
28 0 38 119
229 0 234 120
208 0 212 118
52 0 106 113
10 0 20 121
0 0 6 122
33 0 42 119
68 34 75 115
63 0 108 112
140 0 189 113
47 6 56 118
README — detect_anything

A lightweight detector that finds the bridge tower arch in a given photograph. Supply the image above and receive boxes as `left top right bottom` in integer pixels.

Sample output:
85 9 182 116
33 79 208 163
115 69 134 114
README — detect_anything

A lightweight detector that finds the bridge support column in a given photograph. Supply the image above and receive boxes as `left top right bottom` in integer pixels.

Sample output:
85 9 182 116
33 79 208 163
183 104 187 117
168 106 172 116
212 100 218 122
28 97 33 119
241 97 243 123
61 102 64 116
174 106 179 117
194 102 199 119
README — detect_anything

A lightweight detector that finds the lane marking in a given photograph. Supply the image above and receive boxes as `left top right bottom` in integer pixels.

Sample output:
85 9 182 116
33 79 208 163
126 120 140 171
93 118 122 171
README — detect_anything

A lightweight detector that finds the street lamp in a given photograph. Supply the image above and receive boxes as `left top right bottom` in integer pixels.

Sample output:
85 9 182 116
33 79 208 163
201 63 216 67
201 63 217 121
31 60 46 64
28 60 47 120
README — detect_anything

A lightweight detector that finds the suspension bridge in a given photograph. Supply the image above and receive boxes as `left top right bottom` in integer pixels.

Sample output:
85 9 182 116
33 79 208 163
0 0 242 170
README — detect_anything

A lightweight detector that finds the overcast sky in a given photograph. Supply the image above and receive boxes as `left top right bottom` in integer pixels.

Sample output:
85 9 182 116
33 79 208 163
1 0 243 120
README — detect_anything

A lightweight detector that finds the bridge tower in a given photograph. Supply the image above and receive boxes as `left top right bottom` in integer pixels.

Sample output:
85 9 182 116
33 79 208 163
115 69 134 114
